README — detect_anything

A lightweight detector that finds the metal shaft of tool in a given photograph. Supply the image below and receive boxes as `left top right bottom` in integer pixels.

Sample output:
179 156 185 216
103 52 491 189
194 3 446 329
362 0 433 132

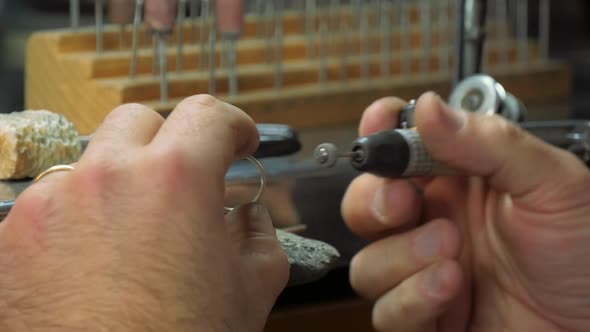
496 0 508 66
380 2 392 78
305 0 316 59
228 38 238 96
455 0 487 83
190 0 198 43
439 0 450 74
264 0 274 62
400 0 410 76
200 0 210 69
255 0 264 37
360 4 370 80
110 0 136 49
453 0 466 84
216 0 245 94
516 0 528 66
340 21 348 83
539 0 550 61
157 33 169 103
208 25 217 94
329 0 340 57
95 0 105 53
274 0 284 90
218 35 225 68
118 25 125 49
130 0 144 79
420 0 432 75
351 0 361 28
319 22 328 84
152 36 159 75
295 0 305 35
177 0 187 72
373 0 381 26
482 0 493 71
70 0 80 30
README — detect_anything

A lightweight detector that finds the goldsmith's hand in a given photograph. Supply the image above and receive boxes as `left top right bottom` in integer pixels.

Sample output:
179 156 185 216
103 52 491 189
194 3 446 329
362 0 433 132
0 95 288 331
342 92 590 331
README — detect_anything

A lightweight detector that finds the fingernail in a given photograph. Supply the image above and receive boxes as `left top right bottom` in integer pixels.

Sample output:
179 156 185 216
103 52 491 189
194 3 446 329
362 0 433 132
435 95 465 132
413 223 441 259
371 180 395 224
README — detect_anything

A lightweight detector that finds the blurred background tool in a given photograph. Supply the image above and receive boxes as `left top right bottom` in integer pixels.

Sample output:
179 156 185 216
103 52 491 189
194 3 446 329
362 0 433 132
70 0 80 30
109 0 134 48
176 0 187 72
145 0 177 103
95 0 105 53
216 0 244 96
129 0 143 78
22 0 574 135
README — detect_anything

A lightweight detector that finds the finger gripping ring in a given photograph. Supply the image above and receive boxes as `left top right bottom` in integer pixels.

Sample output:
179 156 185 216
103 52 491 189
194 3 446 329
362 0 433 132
224 156 266 214
34 165 75 183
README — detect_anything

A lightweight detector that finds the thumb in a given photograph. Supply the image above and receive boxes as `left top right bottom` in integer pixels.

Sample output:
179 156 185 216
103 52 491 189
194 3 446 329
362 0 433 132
414 92 589 202
225 203 289 296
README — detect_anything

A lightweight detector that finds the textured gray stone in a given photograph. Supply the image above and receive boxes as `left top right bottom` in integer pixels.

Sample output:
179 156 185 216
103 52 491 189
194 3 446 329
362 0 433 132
277 229 341 287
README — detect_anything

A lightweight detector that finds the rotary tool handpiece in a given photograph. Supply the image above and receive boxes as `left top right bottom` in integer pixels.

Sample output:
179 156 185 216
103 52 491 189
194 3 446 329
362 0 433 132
314 129 454 178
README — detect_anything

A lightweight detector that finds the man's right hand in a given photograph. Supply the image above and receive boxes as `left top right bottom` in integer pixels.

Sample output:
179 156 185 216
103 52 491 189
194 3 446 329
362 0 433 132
342 92 590 331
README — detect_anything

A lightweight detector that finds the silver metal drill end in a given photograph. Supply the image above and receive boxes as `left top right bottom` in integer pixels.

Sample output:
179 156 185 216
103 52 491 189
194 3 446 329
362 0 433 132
314 143 340 168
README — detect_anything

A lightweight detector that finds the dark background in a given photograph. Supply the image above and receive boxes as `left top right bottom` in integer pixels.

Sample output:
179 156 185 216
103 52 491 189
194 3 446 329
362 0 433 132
1 0 589 118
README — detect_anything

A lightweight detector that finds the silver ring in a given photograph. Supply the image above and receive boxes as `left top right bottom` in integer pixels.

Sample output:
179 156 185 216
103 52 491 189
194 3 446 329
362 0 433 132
224 156 267 214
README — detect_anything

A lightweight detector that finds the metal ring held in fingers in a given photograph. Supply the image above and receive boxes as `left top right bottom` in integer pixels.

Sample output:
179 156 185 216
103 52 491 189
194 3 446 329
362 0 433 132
33 165 75 183
224 156 267 214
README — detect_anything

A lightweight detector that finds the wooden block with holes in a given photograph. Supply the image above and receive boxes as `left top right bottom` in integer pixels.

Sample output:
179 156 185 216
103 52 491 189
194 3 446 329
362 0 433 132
25 8 571 135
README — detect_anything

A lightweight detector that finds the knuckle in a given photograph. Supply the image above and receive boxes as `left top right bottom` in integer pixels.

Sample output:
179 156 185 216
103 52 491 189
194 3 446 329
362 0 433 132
372 298 394 332
149 146 191 179
71 158 121 196
369 96 406 112
12 187 53 222
340 178 368 234
100 103 162 134
429 218 456 240
180 94 219 110
416 219 460 261
372 277 421 331
483 116 526 142
349 252 374 299
145 145 207 193
369 98 390 111
115 102 151 113
396 287 416 318
106 103 152 121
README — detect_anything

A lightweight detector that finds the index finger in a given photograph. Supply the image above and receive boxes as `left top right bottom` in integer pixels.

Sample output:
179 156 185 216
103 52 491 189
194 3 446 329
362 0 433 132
151 95 259 179
359 97 408 136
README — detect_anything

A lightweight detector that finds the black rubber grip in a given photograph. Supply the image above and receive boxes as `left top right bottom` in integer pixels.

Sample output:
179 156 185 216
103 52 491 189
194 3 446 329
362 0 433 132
350 131 410 177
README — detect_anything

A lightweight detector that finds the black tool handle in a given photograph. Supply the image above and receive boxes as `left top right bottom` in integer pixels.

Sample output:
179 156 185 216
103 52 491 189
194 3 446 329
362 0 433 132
254 124 302 158
350 129 454 178
82 123 302 159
